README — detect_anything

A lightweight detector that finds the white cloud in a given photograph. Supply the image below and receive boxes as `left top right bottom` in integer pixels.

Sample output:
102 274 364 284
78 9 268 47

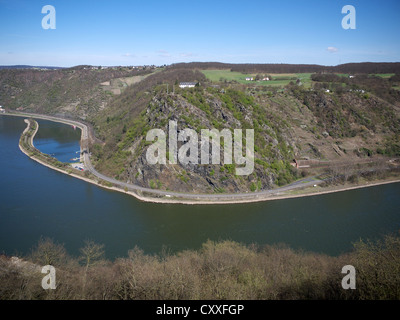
156 50 171 58
180 52 194 58
327 47 339 53
156 50 172 58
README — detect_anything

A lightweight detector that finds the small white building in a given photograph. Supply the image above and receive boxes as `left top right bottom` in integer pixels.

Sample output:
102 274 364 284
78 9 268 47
179 82 197 88
245 77 254 81
0 106 5 113
262 77 270 81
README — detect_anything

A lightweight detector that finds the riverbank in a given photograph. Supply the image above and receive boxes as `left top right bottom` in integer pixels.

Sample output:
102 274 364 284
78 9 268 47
124 177 400 205
10 113 400 205
18 118 97 186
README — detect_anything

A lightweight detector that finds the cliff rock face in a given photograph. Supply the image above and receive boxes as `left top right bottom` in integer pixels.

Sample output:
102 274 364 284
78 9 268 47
120 92 286 194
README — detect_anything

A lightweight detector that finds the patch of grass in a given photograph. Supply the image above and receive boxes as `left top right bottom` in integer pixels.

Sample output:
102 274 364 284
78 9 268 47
370 73 396 79
149 179 162 189
214 187 226 193
177 171 190 183
201 70 312 87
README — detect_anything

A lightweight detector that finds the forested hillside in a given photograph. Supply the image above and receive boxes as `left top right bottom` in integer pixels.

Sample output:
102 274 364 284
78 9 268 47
1 63 399 193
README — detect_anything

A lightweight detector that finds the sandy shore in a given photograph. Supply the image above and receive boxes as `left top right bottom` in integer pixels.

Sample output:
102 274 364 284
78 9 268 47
14 114 400 205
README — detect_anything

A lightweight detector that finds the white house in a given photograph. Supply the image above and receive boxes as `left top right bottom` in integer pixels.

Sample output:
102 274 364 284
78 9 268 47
262 77 270 81
179 82 197 88
0 106 5 113
245 77 254 81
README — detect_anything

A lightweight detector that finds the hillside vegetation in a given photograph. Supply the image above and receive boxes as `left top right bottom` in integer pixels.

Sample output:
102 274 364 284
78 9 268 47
0 66 155 119
89 65 400 193
1 63 400 194
1 234 400 300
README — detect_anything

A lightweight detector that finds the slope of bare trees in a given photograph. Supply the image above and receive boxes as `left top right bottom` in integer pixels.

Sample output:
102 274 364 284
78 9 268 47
1 235 400 300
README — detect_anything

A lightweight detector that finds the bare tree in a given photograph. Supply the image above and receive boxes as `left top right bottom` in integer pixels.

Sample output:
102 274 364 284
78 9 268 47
79 240 105 299
30 237 68 267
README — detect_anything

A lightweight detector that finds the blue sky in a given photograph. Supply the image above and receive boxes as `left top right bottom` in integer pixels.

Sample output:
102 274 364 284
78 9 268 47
0 0 399 67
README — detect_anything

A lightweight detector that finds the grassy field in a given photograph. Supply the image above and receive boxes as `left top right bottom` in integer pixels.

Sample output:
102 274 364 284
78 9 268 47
201 69 251 83
370 73 396 78
324 73 397 79
201 70 313 87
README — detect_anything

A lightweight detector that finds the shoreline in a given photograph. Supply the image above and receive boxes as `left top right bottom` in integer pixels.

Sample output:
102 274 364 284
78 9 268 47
10 113 400 205
122 178 400 205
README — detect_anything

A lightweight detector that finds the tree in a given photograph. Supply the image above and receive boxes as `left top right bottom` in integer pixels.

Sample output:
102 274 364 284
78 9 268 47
80 240 105 268
79 240 105 299
30 237 69 267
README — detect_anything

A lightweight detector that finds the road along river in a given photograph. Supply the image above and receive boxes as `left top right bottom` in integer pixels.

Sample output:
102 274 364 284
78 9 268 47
1 114 400 259
6 112 328 204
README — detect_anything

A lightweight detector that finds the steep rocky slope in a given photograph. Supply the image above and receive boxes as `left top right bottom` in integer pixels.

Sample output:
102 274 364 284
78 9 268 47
2 64 399 193
91 77 400 193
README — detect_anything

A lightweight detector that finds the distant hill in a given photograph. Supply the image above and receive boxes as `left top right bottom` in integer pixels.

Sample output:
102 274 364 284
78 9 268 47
0 65 64 70
169 62 400 74
2 62 399 73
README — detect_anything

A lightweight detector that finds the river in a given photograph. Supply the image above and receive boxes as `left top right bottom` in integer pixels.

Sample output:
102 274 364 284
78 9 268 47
0 115 399 260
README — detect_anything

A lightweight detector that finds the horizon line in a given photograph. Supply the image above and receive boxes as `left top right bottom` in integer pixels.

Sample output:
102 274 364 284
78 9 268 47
1 61 400 69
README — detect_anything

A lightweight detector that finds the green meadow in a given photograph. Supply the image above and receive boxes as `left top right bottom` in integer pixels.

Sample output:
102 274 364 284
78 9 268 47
201 69 313 87
370 73 396 78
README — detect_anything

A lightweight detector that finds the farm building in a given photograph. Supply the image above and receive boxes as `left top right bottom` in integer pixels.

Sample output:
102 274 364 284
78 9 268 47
179 82 198 88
